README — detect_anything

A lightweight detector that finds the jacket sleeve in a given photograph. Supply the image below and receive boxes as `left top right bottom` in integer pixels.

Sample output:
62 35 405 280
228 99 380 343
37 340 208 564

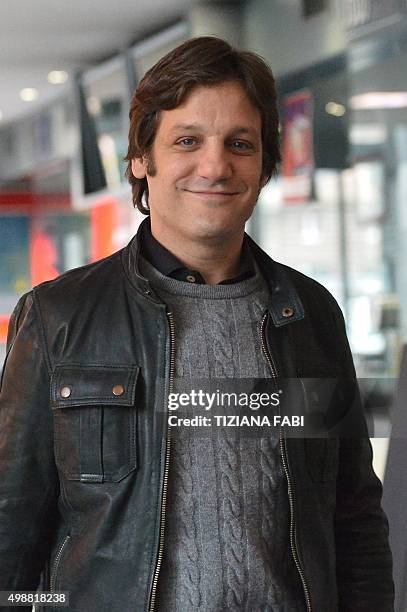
0 291 59 606
331 302 395 611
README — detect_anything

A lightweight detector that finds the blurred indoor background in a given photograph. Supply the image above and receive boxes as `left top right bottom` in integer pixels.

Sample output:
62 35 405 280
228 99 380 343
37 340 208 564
1 0 407 605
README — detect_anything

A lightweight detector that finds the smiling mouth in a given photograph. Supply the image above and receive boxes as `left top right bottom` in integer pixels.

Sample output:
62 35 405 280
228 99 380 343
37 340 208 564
183 189 240 196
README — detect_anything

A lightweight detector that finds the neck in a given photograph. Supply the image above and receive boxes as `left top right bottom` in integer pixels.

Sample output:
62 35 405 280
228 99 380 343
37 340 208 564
149 223 244 286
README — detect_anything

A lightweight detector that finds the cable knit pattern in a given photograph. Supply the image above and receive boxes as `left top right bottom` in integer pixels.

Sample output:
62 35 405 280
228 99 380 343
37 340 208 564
171 429 201 608
216 426 247 611
207 303 235 377
260 435 285 608
140 256 306 612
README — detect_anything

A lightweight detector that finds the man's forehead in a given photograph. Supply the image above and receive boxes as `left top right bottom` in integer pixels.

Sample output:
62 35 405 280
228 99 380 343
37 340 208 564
167 122 260 137
155 82 262 135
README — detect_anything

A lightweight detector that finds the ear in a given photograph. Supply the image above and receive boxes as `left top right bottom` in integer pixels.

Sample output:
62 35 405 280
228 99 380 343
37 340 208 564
131 157 147 179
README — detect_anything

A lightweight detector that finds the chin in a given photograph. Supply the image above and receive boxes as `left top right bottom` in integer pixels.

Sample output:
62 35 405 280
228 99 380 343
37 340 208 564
188 219 241 242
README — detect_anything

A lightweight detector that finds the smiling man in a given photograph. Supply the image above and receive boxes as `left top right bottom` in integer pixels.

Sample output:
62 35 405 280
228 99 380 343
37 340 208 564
130 80 264 285
0 37 393 612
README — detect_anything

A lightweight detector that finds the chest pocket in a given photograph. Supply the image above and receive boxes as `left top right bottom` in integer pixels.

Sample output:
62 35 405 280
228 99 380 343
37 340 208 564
50 365 139 483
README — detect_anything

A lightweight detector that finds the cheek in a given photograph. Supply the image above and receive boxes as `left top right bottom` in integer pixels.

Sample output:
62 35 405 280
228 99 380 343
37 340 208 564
172 157 196 181
236 158 263 184
243 171 263 194
156 162 193 190
158 151 194 172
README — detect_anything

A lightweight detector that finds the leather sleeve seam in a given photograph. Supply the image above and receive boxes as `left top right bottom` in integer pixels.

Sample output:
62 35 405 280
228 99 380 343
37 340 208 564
6 292 29 350
32 288 53 377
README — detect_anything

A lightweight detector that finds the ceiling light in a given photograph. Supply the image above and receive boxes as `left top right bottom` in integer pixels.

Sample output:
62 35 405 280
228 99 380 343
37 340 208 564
325 101 346 117
48 70 68 85
20 88 39 102
350 92 407 110
349 124 387 146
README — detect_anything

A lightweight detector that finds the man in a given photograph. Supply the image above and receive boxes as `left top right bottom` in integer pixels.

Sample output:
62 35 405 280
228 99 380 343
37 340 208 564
0 37 393 611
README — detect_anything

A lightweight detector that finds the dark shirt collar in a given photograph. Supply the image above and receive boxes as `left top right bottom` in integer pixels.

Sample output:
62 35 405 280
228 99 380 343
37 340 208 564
139 217 254 285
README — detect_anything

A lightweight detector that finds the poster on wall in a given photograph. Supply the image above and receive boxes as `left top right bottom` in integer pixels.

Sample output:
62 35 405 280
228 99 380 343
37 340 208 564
282 89 314 204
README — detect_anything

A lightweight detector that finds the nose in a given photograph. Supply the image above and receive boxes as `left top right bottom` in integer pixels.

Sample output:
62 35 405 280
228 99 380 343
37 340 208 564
196 142 233 183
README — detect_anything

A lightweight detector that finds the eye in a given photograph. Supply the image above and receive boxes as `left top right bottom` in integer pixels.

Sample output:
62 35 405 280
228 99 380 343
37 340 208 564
176 137 197 147
230 140 254 152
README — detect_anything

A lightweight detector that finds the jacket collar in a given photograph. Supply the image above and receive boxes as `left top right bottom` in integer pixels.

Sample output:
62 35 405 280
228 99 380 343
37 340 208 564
121 217 305 325
139 216 255 284
121 218 164 305
245 234 305 327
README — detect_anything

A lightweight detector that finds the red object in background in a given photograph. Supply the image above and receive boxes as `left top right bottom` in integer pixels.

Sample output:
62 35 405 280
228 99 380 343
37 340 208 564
282 89 314 204
0 316 9 344
0 192 70 211
30 229 60 286
0 191 69 342
91 198 119 262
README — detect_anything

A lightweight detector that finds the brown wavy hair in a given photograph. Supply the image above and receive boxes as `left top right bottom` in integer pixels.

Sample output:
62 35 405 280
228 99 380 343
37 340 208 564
124 36 281 214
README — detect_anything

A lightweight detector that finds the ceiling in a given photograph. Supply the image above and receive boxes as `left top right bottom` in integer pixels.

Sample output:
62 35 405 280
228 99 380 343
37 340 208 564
0 0 198 125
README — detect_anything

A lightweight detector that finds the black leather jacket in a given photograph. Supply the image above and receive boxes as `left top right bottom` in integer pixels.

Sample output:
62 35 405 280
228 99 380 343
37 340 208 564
0 224 394 612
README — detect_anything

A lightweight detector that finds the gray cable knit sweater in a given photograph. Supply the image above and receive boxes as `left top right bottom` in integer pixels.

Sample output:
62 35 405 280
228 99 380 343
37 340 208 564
140 257 305 612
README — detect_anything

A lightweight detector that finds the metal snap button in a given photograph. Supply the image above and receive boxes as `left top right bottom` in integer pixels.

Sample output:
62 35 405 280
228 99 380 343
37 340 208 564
60 386 71 398
112 384 125 396
282 306 294 318
186 274 196 283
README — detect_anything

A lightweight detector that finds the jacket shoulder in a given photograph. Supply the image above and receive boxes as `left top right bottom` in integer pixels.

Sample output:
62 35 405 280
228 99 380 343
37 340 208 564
32 249 124 305
275 260 355 376
248 234 343 321
278 261 343 316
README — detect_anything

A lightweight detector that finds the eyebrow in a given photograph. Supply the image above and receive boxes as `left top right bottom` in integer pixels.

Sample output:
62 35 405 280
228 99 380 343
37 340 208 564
170 123 260 137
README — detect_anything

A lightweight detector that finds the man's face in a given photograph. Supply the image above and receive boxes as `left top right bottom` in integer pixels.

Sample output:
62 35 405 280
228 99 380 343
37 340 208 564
131 80 264 244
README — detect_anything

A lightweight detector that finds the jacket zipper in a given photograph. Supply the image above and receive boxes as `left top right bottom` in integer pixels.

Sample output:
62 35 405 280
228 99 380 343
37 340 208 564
148 310 175 612
260 312 312 612
50 535 70 593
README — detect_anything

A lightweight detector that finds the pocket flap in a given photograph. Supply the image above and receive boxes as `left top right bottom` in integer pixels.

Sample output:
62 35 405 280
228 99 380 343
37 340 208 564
50 364 139 409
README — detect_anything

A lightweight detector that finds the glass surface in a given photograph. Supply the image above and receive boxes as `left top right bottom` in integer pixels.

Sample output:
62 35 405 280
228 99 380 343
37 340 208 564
346 47 407 379
83 57 129 190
